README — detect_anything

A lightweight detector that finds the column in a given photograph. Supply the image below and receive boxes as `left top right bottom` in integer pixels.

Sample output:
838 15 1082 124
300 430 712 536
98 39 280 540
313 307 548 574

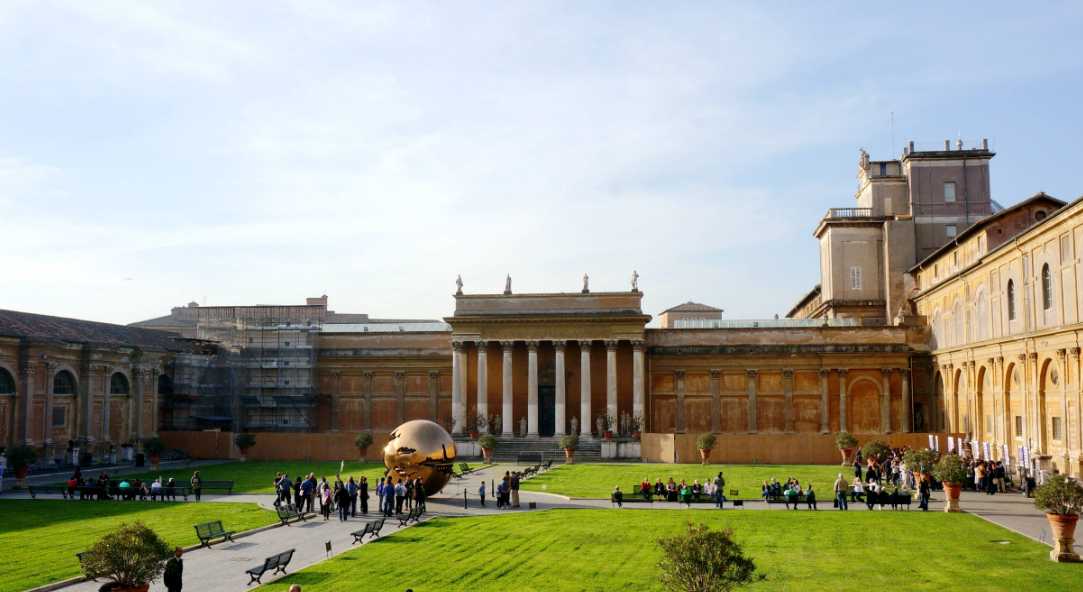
605 340 618 420
330 372 342 432
675 371 686 434
362 371 374 433
747 370 758 434
901 368 911 433
710 370 721 434
838 369 848 433
580 341 592 437
78 364 92 442
451 342 463 434
17 361 36 446
395 372 406 426
501 341 514 435
44 363 58 445
476 341 488 432
1018 354 1029 447
101 367 113 443
1059 350 1069 465
1073 349 1082 469
554 340 567 437
131 366 145 441
428 371 440 422
783 369 794 435
526 340 539 437
459 345 469 434
881 368 892 434
819 369 830 434
632 340 646 426
150 365 161 437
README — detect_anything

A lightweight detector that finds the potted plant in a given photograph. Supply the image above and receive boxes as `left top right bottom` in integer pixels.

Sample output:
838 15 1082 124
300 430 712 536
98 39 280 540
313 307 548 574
559 434 579 464
1033 474 1083 562
599 412 616 439
478 434 498 463
697 433 718 465
354 433 374 461
234 433 256 462
933 453 968 512
81 521 174 592
6 445 37 488
630 411 643 439
836 432 858 465
861 440 890 464
902 448 939 485
467 407 480 439
141 437 169 472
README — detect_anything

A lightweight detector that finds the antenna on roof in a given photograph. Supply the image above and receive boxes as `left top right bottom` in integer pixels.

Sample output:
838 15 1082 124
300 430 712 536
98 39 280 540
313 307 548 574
891 112 895 156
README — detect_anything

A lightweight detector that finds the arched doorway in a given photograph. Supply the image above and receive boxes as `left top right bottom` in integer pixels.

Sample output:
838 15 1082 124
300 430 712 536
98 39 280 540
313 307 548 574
952 368 964 433
935 371 946 432
1038 358 1053 456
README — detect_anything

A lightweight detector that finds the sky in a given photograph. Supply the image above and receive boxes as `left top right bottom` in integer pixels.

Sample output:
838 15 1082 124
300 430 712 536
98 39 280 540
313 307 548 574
2 1 1082 326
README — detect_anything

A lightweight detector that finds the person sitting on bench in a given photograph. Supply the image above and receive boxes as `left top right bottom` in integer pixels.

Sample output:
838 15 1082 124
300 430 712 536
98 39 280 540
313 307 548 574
691 480 703 502
806 484 817 510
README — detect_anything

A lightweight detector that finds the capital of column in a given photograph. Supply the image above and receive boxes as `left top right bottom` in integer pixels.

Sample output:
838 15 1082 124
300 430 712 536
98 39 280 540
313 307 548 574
710 369 721 380
1057 348 1067 361
604 339 619 352
525 340 540 353
578 340 593 352
1017 354 1026 362
362 371 374 380
996 356 1004 365
552 340 566 352
1028 352 1038 361
45 362 59 375
428 371 440 380
820 369 831 377
395 371 406 381
501 340 514 353
476 340 490 351
987 358 996 368
80 364 92 375
1072 347 1081 359
631 339 646 352
674 370 686 380
782 369 794 379
331 372 342 380
746 369 758 379
18 361 36 373
880 368 892 378
131 366 146 378
451 341 464 353
899 368 911 378
837 369 848 378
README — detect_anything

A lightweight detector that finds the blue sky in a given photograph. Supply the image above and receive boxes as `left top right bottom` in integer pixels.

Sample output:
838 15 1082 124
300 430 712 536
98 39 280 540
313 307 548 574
1 1 1081 325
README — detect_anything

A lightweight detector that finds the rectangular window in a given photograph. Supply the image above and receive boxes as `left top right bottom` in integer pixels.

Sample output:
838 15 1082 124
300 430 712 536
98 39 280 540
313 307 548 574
1061 235 1071 263
953 252 958 267
944 182 956 202
879 163 887 176
934 266 939 280
285 342 291 346
1053 417 1063 441
850 266 862 290
1016 415 1024 437
52 407 65 427
947 225 958 238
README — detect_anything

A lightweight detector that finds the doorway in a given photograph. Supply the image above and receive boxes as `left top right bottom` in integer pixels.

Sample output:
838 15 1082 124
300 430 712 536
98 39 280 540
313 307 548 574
539 386 556 437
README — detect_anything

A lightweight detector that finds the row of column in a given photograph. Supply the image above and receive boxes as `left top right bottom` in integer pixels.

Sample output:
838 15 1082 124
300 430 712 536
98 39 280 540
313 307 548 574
450 339 646 437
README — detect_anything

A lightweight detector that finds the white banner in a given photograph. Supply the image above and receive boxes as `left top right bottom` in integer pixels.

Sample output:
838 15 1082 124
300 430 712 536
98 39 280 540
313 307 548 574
928 434 934 449
983 442 991 459
948 436 955 452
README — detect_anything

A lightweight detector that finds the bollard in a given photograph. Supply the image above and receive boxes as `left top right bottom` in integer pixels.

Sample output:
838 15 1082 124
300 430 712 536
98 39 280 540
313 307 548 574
464 489 468 509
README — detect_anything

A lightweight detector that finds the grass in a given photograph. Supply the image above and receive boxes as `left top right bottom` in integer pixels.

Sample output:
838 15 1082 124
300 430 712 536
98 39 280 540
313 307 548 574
0 499 278 592
64 461 391 494
519 463 852 499
254 509 1083 592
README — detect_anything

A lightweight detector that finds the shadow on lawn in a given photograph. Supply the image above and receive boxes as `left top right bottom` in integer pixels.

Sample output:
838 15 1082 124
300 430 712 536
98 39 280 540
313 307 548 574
0 499 185 534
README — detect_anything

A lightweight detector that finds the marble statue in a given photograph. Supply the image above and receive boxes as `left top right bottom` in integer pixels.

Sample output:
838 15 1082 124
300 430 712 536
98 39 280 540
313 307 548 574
621 411 629 435
596 415 604 435
582 273 589 293
520 416 527 437
504 274 512 295
631 270 639 292
455 275 463 296
570 416 579 435
494 415 501 435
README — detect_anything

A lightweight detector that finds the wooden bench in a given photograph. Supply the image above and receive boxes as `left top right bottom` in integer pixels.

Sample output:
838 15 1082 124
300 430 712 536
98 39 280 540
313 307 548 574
351 517 386 543
276 503 307 526
245 549 295 585
459 463 476 474
195 480 235 494
194 520 236 547
398 506 423 527
28 485 73 499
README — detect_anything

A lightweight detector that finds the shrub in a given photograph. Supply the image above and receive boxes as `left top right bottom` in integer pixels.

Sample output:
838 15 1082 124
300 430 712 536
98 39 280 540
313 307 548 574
234 433 256 449
598 412 616 431
657 522 766 592
861 440 890 462
478 434 499 450
6 445 37 469
932 454 969 484
1033 474 1083 516
835 432 858 450
696 433 718 450
630 411 643 432
81 521 173 588
902 448 939 475
354 433 374 449
559 434 579 450
141 437 169 456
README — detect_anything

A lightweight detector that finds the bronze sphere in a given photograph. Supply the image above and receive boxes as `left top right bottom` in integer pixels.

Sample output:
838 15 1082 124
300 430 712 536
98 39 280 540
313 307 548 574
383 419 457 496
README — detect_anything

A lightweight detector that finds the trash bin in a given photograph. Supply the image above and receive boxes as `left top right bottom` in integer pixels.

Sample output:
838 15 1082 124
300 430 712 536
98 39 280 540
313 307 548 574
136 453 145 467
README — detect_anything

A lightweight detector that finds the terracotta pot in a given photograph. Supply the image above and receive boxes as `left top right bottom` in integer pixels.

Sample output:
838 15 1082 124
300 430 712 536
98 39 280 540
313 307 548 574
632 431 641 440
148 454 161 472
565 448 575 464
469 429 479 439
114 584 150 592
239 446 250 462
700 448 711 465
1047 514 1081 562
942 482 963 512
604 430 613 440
839 448 853 465
14 466 29 479
482 448 493 460
357 446 368 462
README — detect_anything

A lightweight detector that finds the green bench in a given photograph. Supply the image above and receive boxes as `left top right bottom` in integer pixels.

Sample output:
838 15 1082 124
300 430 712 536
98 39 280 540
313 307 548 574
194 520 236 547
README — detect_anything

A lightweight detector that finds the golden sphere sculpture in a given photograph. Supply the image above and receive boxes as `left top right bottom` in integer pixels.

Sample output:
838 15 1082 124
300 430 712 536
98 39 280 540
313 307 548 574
383 419 457 497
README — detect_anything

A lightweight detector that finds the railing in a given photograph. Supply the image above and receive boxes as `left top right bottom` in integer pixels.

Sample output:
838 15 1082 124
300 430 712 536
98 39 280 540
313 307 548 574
909 140 988 153
823 208 873 220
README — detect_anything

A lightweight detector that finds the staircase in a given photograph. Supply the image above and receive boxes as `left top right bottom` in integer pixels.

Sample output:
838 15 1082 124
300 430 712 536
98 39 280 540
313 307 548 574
454 436 605 463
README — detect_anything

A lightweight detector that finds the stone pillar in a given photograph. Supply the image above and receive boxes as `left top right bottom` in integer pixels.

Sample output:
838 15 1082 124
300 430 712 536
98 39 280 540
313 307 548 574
1017 354 1029 448
819 369 830 434
901 368 911 433
131 366 145 442
605 340 618 421
451 342 463 434
747 370 758 434
632 340 646 426
580 341 592 437
330 371 342 432
675 371 686 434
501 341 514 436
78 364 92 442
459 346 469 434
362 371 374 433
783 369 794 435
554 341 566 437
838 369 848 433
1073 349 1082 466
881 368 892 434
428 371 440 422
101 367 113 444
395 372 406 426
710 370 722 434
476 341 489 431
149 365 161 437
1059 349 1069 466
527 340 539 438
17 361 36 446
44 363 58 446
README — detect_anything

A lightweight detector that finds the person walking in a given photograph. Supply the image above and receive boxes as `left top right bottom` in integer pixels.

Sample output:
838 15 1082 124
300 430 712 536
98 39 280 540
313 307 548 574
382 479 395 517
478 481 486 507
278 474 293 508
833 474 849 510
293 475 302 508
713 472 726 508
335 482 350 521
360 476 369 515
190 471 202 502
414 477 426 512
163 547 184 592
511 472 521 508
918 475 931 511
320 484 333 521
346 476 359 517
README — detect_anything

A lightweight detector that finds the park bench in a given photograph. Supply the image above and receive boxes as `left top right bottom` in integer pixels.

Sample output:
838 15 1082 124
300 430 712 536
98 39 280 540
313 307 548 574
398 506 424 527
245 548 295 585
76 551 96 581
351 517 387 543
28 485 73 499
194 520 237 547
459 463 475 474
517 451 543 465
276 503 307 526
765 494 819 508
194 480 235 494
611 490 652 507
542 460 553 471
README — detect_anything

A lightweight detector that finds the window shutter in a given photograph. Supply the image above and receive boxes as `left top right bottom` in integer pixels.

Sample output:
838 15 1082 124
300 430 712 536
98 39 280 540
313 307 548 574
850 266 862 291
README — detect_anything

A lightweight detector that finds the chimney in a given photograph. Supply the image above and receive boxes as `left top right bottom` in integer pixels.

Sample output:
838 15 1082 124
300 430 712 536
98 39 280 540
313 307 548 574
944 140 950 151
982 138 988 150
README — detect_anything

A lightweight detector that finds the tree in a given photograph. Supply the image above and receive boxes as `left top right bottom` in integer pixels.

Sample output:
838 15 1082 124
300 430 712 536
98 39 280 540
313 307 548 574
657 522 766 592
81 521 173 588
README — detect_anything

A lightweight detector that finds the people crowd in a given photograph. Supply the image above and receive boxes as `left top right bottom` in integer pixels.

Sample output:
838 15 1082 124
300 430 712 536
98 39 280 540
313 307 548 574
272 471 426 521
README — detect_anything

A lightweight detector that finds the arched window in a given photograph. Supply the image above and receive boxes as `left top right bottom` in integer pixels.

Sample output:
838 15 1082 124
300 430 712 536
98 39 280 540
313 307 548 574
1042 264 1053 310
54 371 76 394
0 368 14 394
110 373 129 395
1007 280 1016 321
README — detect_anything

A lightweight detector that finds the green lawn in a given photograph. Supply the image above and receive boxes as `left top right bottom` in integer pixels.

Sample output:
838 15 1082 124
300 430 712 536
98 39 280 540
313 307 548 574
519 463 852 499
65 461 391 494
0 500 277 592
254 509 1083 592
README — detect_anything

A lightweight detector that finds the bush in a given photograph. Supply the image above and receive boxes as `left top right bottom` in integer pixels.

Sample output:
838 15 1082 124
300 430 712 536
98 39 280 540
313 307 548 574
835 432 858 450
141 437 169 456
696 433 718 450
902 448 939 475
861 440 890 462
1033 474 1083 516
559 434 579 450
657 522 766 592
354 433 374 449
478 434 499 450
630 411 643 432
932 454 969 484
234 433 256 449
81 521 173 588
598 412 616 431
6 445 37 469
